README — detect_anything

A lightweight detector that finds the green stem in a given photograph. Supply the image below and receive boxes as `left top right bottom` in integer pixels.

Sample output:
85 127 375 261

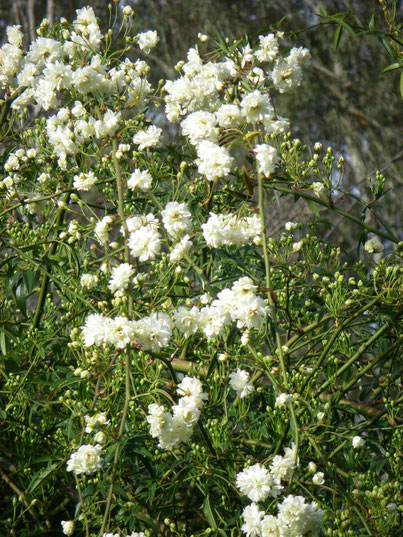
333 336 402 404
315 321 392 398
112 138 133 317
1 239 97 312
100 140 134 535
258 173 299 450
74 475 90 537
265 182 398 243
31 177 74 329
299 293 385 393
99 352 131 536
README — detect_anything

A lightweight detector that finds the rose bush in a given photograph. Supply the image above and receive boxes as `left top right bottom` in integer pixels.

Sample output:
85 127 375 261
0 4 401 537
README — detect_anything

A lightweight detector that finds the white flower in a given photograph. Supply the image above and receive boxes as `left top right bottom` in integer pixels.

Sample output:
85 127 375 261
128 226 161 262
81 314 108 347
7 25 23 47
236 463 275 502
172 397 201 427
132 125 162 150
94 109 120 138
169 235 192 263
260 515 280 537
352 435 365 449
66 444 102 475
71 100 86 118
241 90 273 123
270 444 299 482
136 312 172 352
256 33 279 63
275 393 293 408
108 263 134 296
80 273 98 289
137 30 159 54
161 201 192 239
241 330 250 346
364 237 383 254
312 472 325 485
61 520 75 536
241 503 265 537
174 306 200 336
95 215 114 245
176 377 208 409
284 221 297 231
128 169 153 191
311 181 326 199
107 316 137 349
94 431 106 443
198 305 228 339
277 495 324 537
73 171 97 191
216 103 243 128
229 368 255 398
26 37 63 66
308 461 317 474
234 294 266 329
292 240 303 253
197 33 209 42
196 141 233 181
181 111 218 146
255 144 279 177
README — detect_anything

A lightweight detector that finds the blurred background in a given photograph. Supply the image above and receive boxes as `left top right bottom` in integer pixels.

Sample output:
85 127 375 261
1 0 401 249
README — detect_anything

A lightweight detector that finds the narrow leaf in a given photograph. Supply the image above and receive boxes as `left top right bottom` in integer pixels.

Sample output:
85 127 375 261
242 165 254 196
334 25 343 51
307 199 320 218
203 495 217 529
381 62 402 73
379 37 394 58
369 14 375 32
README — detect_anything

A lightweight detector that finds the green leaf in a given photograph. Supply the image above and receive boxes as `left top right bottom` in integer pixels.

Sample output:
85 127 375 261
27 462 61 493
369 14 375 32
378 37 394 58
135 513 160 532
203 495 217 529
381 62 402 73
318 7 327 17
334 25 343 51
307 199 320 218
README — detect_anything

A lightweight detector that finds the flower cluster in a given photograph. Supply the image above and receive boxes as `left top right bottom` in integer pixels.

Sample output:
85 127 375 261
127 213 162 262
202 212 261 248
241 495 324 537
236 445 298 503
174 276 266 339
81 311 172 351
146 377 207 450
237 445 323 536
